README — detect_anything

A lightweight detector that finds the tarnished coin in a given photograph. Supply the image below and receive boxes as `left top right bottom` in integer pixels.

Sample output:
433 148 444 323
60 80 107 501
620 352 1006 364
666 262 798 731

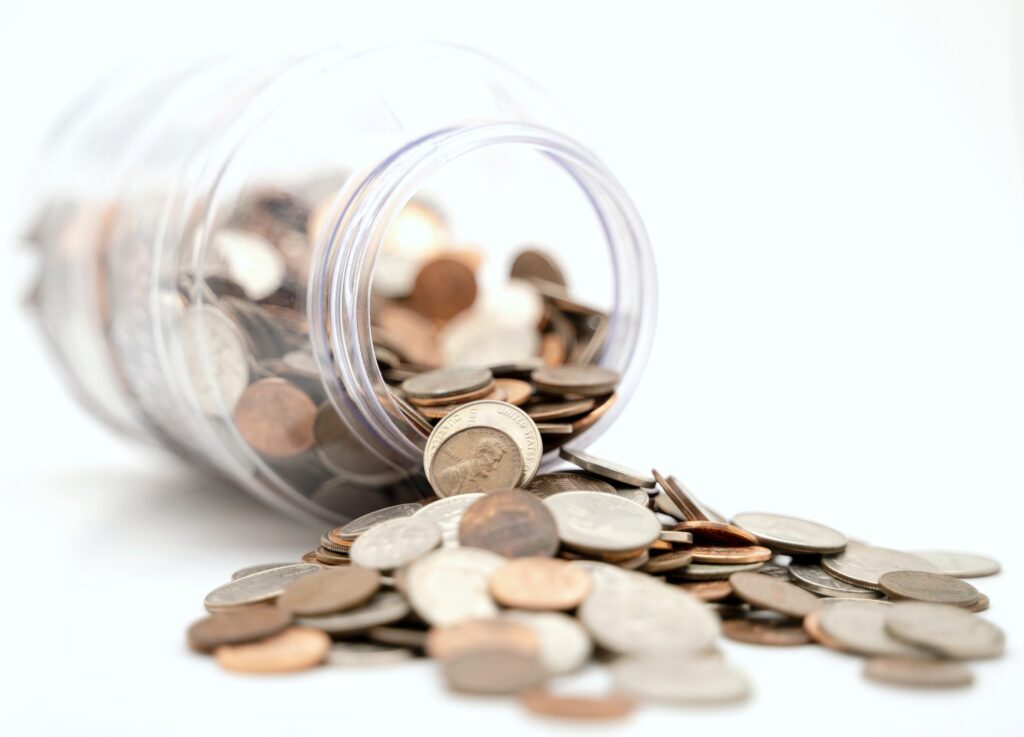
691 545 772 565
729 572 821 619
401 366 493 401
672 562 765 581
677 580 734 602
180 305 250 415
277 566 381 616
885 602 1005 659
490 558 592 610
413 493 484 547
878 571 980 607
531 365 619 397
613 655 751 704
336 502 422 541
493 378 533 406
230 563 294 580
430 427 524 496
350 517 442 570
817 600 927 657
731 512 847 554
426 619 539 660
909 550 1001 578
327 641 414 667
406 548 506 626
721 619 812 646
442 648 548 695
821 543 938 590
788 562 882 599
502 611 593 675
672 520 759 546
526 398 595 421
187 605 292 652
233 378 318 458
204 564 321 611
526 472 617 497
215 627 330 674
544 491 661 554
520 690 633 720
558 447 655 488
459 490 560 558
510 248 567 286
296 591 411 634
863 656 974 688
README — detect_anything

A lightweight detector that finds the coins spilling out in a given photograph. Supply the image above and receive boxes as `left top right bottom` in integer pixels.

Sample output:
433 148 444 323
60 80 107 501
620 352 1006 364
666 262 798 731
188 416 1006 717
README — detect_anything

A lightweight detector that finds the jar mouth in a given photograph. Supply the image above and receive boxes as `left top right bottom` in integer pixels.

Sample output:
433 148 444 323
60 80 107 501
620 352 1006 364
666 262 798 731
310 122 657 472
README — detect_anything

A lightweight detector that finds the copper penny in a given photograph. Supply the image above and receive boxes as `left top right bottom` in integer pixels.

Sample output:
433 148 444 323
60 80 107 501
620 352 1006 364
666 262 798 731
641 550 694 574
510 248 567 286
722 618 812 646
410 257 477 321
493 378 533 406
375 304 442 367
526 398 596 421
691 545 773 565
677 580 734 602
300 551 320 565
877 570 980 607
803 608 846 651
426 619 539 660
314 547 350 566
458 489 560 558
863 656 974 688
187 605 292 652
539 332 567 367
233 378 317 458
730 572 822 619
277 566 381 616
490 558 592 610
531 365 619 398
430 428 524 496
672 520 760 546
215 626 331 673
520 689 633 720
652 470 705 521
442 648 548 694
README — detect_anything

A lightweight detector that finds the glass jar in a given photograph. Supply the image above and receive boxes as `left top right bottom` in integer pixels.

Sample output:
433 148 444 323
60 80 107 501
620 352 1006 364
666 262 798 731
22 43 657 523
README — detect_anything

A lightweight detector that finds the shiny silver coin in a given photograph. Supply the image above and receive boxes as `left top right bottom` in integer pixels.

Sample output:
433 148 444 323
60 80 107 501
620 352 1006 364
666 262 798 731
789 562 881 599
349 517 442 571
230 562 295 580
543 491 661 554
731 512 847 554
525 471 617 497
817 600 928 657
616 488 651 507
613 654 751 704
296 591 410 635
326 641 414 667
406 547 506 626
908 550 1001 578
204 564 321 611
821 543 938 590
558 447 656 488
671 562 765 581
885 602 1005 660
338 503 422 540
413 494 484 548
401 367 493 400
502 610 593 675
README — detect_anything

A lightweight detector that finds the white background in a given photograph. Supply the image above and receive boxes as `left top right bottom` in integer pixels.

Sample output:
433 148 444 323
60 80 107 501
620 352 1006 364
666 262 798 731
1 1 1022 735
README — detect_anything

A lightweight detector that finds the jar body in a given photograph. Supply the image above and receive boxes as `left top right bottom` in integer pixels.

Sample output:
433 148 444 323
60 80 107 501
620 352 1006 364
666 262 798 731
23 44 657 522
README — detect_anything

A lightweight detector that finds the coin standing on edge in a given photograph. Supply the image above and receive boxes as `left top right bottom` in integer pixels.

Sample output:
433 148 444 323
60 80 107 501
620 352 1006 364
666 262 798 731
559 447 656 488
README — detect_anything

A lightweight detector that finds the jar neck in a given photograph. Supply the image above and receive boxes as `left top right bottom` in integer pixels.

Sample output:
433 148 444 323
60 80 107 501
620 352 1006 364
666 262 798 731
310 122 657 471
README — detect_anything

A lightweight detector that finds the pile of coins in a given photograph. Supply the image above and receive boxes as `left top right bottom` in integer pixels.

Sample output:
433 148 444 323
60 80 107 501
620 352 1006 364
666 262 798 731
188 407 1006 717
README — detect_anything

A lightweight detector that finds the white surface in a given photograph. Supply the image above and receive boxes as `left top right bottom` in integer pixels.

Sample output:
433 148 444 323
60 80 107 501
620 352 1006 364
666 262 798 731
2 1 1022 735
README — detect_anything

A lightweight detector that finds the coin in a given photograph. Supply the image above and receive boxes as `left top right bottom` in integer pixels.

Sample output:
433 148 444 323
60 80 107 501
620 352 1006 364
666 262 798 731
787 562 882 599
233 378 318 458
721 619 812 646
652 470 704 521
375 304 442 367
691 545 772 565
426 619 539 660
326 641 414 667
277 566 381 616
501 611 593 675
336 502 422 540
179 305 250 415
558 447 655 488
230 563 294 580
510 248 567 286
531 365 619 397
442 648 548 695
672 562 765 581
367 625 428 649
612 654 750 704
803 608 847 651
908 550 1001 578
817 600 927 657
349 517 442 570
406 547 506 626
296 591 411 634
314 547 350 566
544 491 661 554
731 512 847 554
187 605 293 652
729 572 821 619
641 550 694 574
429 427 524 496
204 564 321 611
493 378 533 406
967 593 990 612
526 398 596 421
490 558 592 610
458 489 560 558
863 655 974 688
526 472 617 497
412 493 484 548
821 543 938 590
212 228 286 300
658 531 694 546
402 366 493 401
313 403 402 481
215 627 330 674
671 520 759 546
520 689 633 720
878 571 980 607
885 602 1005 659
409 257 478 321
677 580 734 602
617 488 650 506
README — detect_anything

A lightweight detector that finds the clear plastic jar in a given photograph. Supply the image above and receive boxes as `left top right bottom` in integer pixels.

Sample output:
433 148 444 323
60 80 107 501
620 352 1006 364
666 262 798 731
22 43 657 523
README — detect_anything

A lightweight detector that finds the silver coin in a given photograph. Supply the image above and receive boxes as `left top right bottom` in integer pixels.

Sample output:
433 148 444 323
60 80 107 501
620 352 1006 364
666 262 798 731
413 494 484 548
406 547 506 626
203 564 320 611
616 488 651 507
212 228 286 300
558 447 656 488
885 602 1005 660
671 562 765 581
789 562 882 599
326 641 414 667
400 367 493 400
613 654 751 704
297 591 411 634
821 543 938 590
569 559 638 592
756 563 794 581
502 611 593 675
908 550 1001 578
180 305 250 415
543 491 661 554
349 517 442 570
654 492 684 520
338 502 422 540
817 600 927 657
731 512 847 554
525 471 617 497
578 574 719 655
230 562 296 580
440 310 541 367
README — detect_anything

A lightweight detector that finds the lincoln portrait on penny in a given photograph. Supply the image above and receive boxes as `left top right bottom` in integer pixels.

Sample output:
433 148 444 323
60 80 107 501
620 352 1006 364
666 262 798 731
436 437 507 495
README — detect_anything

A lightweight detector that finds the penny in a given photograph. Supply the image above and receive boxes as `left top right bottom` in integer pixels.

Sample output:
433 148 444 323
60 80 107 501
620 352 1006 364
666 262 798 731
407 548 506 626
412 493 484 548
721 619 812 646
559 447 655 488
493 378 533 406
277 566 381 616
459 489 560 558
204 564 322 611
233 378 317 458
908 550 1001 578
691 545 773 565
544 491 661 554
230 563 294 580
296 591 411 634
885 602 1005 659
526 472 617 497
731 512 847 554
300 551 319 565
863 656 974 688
531 365 619 398
659 531 694 546
490 558 592 610
442 648 548 695
729 572 821 619
334 502 422 541
319 533 352 553
409 256 478 321
349 517 442 570
215 627 330 674
788 562 882 599
613 654 750 704
817 600 927 657
430 427 524 496
652 470 705 521
821 543 938 590
426 619 539 660
878 570 980 607
510 248 567 286
187 606 293 652
502 611 593 675
375 304 442 367
641 550 694 574
671 562 765 581
671 520 759 546
313 403 402 481
520 689 633 720
803 608 847 651
314 547 350 566
677 580 734 602
526 398 596 421
326 641 414 667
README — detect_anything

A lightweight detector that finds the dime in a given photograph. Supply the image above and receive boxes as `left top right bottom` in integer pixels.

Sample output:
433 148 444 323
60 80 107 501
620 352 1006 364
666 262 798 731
180 305 249 415
490 558 592 610
520 690 633 720
672 562 765 581
406 548 506 626
502 611 593 675
659 531 695 546
232 378 317 458
409 257 478 321
731 512 847 554
493 378 533 406
531 365 619 398
908 550 1001 578
691 545 773 565
729 572 821 619
671 520 759 546
677 580 734 602
187 605 292 652
787 562 882 599
326 642 414 667
349 517 442 570
510 248 567 286
558 447 655 488
526 398 595 421
817 600 927 657
442 648 548 695
863 656 974 688
885 602 1005 659
296 591 411 634
204 564 321 611
277 566 381 616
429 427 524 496
612 654 750 704
230 563 294 580
413 493 484 548
721 619 812 646
335 502 422 541
215 627 330 674
426 619 539 660
878 571 980 607
458 489 560 558
526 472 617 497
544 491 661 554
821 543 938 590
